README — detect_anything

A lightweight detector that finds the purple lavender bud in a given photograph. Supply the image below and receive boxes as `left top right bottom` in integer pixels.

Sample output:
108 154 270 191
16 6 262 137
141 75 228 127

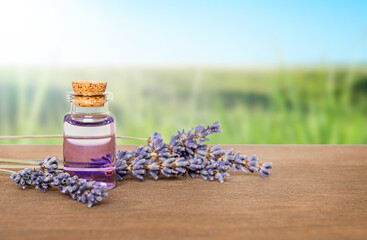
250 166 258 172
226 149 234 155
189 158 200 164
132 172 144 180
248 154 258 162
221 172 230 177
173 146 185 153
116 150 126 160
200 174 207 180
38 156 61 174
147 162 160 171
189 164 202 170
31 169 53 193
209 121 222 133
248 155 258 167
211 145 222 152
132 164 144 170
215 172 224 183
117 150 134 161
175 167 186 173
161 171 171 178
185 140 197 149
11 167 35 189
52 172 70 189
150 131 163 142
260 167 270 175
163 167 173 174
236 165 247 173
77 194 87 203
149 171 158 180
86 186 108 208
262 162 272 169
175 161 189 168
134 169 146 175
169 135 178 145
116 162 128 170
188 171 195 178
195 149 207 159
186 147 194 155
200 169 208 175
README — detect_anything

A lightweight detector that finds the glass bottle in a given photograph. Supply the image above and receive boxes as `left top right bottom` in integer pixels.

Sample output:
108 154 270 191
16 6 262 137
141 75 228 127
63 81 116 189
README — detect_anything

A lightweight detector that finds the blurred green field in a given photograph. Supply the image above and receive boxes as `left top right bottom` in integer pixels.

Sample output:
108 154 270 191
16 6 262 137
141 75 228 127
0 65 366 144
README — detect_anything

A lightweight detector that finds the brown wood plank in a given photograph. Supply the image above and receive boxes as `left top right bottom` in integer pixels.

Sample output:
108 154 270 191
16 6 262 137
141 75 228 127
0 145 366 240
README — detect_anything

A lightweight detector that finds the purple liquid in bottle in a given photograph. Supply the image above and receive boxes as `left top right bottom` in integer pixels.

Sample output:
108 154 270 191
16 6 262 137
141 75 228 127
63 91 116 189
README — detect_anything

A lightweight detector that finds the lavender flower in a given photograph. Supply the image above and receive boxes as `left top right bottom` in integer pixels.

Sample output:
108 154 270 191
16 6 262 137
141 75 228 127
208 121 222 133
52 172 71 189
146 159 160 180
116 150 133 180
160 158 175 177
131 156 146 180
86 186 109 208
10 167 35 189
149 132 168 157
57 174 108 207
115 121 273 183
31 169 53 193
38 156 62 174
259 162 272 178
11 156 108 207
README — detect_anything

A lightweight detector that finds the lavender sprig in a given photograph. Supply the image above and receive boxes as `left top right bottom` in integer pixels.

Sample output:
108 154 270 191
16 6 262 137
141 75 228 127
10 167 34 189
10 156 108 207
116 121 272 183
59 176 108 207
31 169 53 192
38 156 62 174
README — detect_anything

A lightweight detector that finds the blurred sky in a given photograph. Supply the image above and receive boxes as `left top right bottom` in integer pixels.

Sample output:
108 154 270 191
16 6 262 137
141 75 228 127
0 0 366 66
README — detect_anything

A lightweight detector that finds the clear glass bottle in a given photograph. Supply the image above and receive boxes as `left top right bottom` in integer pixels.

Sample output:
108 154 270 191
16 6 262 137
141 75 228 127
63 89 116 189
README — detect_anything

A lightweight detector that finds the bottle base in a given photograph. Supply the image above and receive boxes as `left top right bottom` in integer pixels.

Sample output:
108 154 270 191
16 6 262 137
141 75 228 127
63 166 116 189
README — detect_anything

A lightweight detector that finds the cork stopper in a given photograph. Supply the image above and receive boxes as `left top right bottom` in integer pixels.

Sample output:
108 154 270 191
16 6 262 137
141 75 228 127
72 81 107 107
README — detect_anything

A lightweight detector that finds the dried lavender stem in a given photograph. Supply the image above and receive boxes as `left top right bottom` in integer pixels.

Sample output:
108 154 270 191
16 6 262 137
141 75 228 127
0 135 147 141
116 136 147 141
0 135 63 139
0 159 64 167
0 168 15 174
0 165 41 169
0 159 42 164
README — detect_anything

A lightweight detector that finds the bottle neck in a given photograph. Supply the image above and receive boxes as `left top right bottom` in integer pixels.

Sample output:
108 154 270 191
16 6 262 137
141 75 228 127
71 102 109 113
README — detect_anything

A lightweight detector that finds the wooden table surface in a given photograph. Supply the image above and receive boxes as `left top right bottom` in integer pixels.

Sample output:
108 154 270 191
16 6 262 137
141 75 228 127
0 145 366 240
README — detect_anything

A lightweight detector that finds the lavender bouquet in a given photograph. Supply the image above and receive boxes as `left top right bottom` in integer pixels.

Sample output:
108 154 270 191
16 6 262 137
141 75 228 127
9 121 272 207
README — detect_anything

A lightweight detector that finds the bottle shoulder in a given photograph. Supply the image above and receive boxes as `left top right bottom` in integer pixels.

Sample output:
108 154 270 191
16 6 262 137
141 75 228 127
64 112 115 127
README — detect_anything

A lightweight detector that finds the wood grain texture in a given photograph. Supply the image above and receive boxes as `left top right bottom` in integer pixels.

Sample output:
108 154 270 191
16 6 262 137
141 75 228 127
0 145 366 240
